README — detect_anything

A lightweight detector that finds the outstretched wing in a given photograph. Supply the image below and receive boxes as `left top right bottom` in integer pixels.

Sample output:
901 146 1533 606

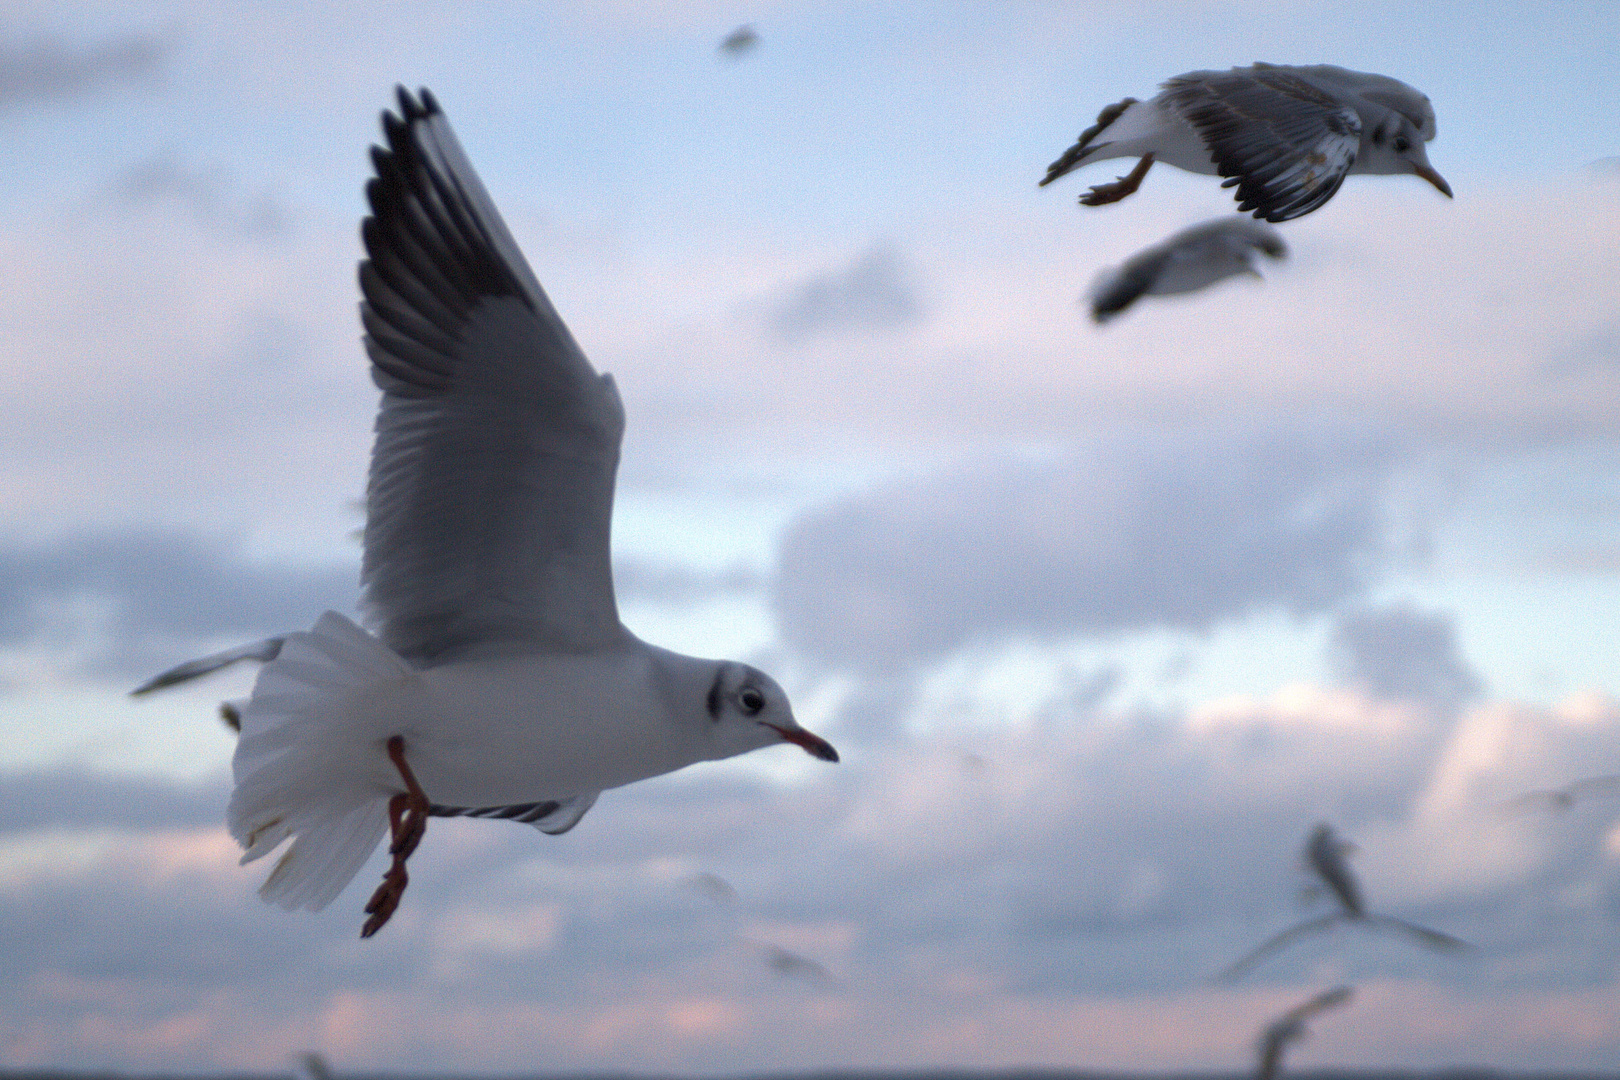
1217 913 1344 983
360 88 627 666
1163 65 1362 222
1366 913 1472 953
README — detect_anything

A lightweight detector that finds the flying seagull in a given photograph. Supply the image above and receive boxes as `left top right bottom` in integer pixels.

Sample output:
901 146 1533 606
1255 985 1354 1080
132 87 838 938
719 24 760 57
1088 217 1286 322
1219 822 1470 980
1498 774 1620 818
1041 63 1451 221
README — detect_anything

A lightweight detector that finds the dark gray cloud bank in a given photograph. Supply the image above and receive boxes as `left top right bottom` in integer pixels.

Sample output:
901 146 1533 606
1328 603 1484 710
0 30 170 108
0 531 769 685
775 429 1395 672
0 530 356 682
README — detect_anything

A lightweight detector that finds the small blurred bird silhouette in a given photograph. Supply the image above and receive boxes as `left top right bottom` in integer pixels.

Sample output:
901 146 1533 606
1255 986 1354 1080
719 25 760 58
1219 822 1470 980
1088 217 1286 323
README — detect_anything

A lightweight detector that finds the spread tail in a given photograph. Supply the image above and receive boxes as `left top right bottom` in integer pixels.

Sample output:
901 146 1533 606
227 611 414 912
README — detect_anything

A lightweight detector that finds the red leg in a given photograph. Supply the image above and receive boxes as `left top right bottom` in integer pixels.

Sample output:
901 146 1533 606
1080 153 1154 206
361 735 430 938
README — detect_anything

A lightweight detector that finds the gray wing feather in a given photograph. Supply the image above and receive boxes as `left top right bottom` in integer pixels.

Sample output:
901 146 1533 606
1217 913 1345 982
1164 66 1362 221
360 88 626 665
430 789 599 835
130 636 285 695
1365 913 1472 953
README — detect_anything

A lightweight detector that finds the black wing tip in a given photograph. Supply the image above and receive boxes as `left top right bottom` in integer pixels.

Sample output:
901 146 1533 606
386 85 441 127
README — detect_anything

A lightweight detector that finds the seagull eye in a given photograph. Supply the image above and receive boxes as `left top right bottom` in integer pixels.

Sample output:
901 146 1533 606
738 687 765 715
1393 135 1410 153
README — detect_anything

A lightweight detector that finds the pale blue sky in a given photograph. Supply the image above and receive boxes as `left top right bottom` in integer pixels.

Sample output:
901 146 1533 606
2 1 1620 1072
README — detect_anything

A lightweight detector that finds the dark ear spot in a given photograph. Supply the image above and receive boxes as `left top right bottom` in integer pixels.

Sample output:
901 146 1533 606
706 669 722 719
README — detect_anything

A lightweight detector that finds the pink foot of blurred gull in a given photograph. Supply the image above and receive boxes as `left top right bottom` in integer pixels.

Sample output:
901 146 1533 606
133 87 838 936
1041 63 1451 221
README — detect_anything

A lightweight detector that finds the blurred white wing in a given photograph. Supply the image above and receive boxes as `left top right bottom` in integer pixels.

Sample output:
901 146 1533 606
359 88 627 666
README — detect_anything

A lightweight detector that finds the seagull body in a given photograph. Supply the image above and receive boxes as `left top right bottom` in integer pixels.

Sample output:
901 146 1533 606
1041 63 1451 221
1089 217 1285 322
1219 823 1468 980
134 88 837 933
1256 986 1354 1080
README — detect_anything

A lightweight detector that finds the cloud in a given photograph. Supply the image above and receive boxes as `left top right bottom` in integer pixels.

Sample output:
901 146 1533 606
0 31 170 108
764 243 926 344
106 152 290 239
2 686 1618 1071
1327 604 1484 710
0 531 356 682
774 429 1395 672
0 766 224 832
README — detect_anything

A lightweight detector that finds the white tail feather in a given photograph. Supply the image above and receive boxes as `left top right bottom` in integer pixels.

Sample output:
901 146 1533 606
227 611 415 912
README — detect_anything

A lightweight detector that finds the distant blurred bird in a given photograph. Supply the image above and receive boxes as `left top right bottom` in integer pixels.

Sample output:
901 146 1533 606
1255 986 1353 1080
1088 217 1285 323
1498 774 1620 817
292 1053 332 1080
1219 822 1470 980
753 940 833 984
1041 63 1451 221
719 25 760 58
687 870 739 904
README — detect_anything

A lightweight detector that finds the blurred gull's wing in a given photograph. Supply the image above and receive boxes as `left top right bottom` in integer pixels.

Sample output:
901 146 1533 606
1256 986 1353 1080
360 88 627 666
1089 245 1174 322
1163 66 1362 222
1217 913 1344 983
129 636 285 695
1364 913 1472 953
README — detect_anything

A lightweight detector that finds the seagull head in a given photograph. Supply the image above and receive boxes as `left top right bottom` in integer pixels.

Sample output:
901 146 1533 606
1365 114 1452 197
706 662 839 763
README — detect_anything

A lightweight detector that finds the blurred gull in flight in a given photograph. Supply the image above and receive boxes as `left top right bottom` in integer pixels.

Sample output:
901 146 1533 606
1041 63 1451 221
751 940 834 985
1498 774 1620 817
718 25 760 58
133 87 838 938
1088 217 1285 323
1255 986 1354 1080
687 870 739 904
1219 822 1469 980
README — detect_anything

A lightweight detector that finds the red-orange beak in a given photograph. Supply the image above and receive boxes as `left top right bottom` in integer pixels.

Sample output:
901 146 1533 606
766 723 839 762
